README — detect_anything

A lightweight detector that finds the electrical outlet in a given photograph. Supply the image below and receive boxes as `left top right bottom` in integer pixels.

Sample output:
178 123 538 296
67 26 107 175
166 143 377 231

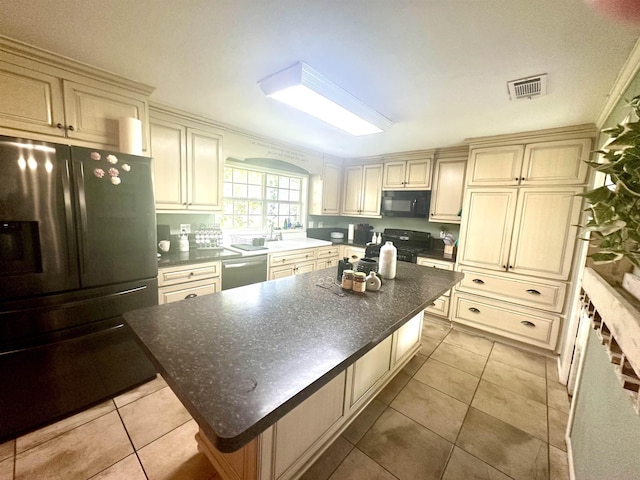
308 221 314 228
180 224 191 234
318 221 324 228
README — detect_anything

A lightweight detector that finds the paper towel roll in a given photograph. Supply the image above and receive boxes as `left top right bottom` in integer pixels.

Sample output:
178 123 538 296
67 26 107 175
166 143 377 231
119 117 143 155
348 224 355 241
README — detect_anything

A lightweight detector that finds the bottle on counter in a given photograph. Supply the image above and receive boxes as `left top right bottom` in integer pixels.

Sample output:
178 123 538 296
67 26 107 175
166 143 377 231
365 271 381 291
379 241 397 279
371 231 377 244
337 257 354 282
376 232 382 244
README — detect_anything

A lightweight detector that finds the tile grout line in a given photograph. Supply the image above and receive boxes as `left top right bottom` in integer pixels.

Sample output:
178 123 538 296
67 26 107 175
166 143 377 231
113 406 150 480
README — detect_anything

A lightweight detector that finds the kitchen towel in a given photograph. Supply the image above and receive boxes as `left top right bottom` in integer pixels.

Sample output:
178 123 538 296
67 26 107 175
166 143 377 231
348 224 354 241
119 117 143 155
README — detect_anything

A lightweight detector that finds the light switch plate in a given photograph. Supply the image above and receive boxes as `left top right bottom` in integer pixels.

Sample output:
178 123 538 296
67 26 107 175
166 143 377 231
180 224 191 234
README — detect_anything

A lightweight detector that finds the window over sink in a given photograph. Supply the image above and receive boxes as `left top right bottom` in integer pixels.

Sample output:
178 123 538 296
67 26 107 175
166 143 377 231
221 164 307 230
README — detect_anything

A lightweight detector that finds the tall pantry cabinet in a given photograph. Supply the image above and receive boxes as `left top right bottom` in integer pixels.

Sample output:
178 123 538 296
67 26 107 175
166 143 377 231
453 126 595 351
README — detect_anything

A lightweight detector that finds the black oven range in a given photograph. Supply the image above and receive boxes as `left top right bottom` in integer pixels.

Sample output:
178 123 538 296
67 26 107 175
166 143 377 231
364 229 434 263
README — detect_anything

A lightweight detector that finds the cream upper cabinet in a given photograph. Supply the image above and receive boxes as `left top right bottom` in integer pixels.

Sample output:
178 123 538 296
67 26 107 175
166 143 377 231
186 128 223 210
429 156 466 223
521 139 590 185
468 139 591 187
467 146 524 186
150 106 223 212
341 164 383 217
0 57 151 151
309 162 341 215
382 158 431 190
62 80 149 150
458 187 582 280
458 188 518 272
0 60 66 137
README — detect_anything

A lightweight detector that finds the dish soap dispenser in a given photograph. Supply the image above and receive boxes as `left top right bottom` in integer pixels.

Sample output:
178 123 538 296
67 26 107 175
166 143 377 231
179 230 190 252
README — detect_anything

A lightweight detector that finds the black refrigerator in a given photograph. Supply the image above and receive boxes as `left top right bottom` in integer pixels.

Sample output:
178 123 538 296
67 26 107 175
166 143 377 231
0 135 158 440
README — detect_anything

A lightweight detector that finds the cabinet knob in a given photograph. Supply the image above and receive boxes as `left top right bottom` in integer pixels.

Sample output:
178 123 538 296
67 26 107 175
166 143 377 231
514 177 519 181
468 307 481 314
68 125 75 131
472 278 485 284
503 265 507 270
509 265 513 269
185 293 198 299
521 177 525 181
520 320 536 327
526 289 541 295
56 123 64 129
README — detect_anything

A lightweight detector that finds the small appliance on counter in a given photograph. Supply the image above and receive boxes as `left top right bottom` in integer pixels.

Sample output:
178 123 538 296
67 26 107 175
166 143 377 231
354 223 373 244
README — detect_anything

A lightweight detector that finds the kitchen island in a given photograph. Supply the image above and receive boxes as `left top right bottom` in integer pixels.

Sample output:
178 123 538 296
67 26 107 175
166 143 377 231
124 262 463 480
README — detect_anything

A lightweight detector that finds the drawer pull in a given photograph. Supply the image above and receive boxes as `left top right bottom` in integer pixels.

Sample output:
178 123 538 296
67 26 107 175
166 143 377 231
526 289 541 295
520 320 536 327
185 293 198 299
468 307 481 314
472 278 485 284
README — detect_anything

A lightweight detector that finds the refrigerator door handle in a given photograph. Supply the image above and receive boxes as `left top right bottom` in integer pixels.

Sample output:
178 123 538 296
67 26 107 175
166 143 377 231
75 161 90 276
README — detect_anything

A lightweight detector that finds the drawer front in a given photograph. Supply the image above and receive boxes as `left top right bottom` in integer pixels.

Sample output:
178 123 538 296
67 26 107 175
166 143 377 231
269 249 316 266
158 261 220 287
458 268 566 313
316 258 338 271
316 246 341 259
425 296 450 317
416 258 455 270
158 278 220 304
453 293 560 349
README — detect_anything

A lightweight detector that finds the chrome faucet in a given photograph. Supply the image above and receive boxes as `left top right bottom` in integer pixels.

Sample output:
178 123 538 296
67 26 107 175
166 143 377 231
268 217 282 241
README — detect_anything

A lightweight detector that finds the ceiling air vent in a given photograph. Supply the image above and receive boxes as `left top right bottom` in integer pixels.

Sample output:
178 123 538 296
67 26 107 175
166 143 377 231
507 74 547 100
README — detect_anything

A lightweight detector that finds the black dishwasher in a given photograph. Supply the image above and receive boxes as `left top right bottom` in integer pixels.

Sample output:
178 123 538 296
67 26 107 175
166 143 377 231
221 255 268 290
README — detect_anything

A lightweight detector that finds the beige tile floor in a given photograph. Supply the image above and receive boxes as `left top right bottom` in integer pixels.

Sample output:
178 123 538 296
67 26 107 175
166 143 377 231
0 319 571 480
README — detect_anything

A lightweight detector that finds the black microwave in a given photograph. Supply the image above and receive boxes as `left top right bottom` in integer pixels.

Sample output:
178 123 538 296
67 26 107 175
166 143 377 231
381 191 430 217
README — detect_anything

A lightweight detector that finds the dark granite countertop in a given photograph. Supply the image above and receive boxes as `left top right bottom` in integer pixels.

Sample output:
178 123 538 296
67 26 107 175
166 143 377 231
124 262 463 453
157 248 241 268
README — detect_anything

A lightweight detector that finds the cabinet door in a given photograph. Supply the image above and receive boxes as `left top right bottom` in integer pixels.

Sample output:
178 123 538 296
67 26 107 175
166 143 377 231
467 146 524 186
458 188 518 272
360 164 383 216
342 246 365 264
295 261 316 276
150 118 188 209
429 157 466 223
341 165 363 215
508 187 583 280
521 139 591 185
187 128 223 210
350 336 392 406
382 161 406 189
0 60 65 137
405 159 432 189
269 264 295 280
321 163 341 215
63 80 148 151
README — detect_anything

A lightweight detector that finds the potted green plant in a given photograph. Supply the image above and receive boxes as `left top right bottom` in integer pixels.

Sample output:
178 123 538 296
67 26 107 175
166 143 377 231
581 94 640 295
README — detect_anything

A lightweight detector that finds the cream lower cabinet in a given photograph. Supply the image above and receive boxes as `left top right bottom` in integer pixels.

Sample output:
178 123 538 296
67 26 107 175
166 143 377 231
268 249 317 280
458 186 583 280
417 258 454 319
157 261 221 304
315 245 341 271
341 164 383 217
452 292 561 350
150 105 224 211
309 163 342 215
0 44 152 150
341 246 365 265
196 312 424 480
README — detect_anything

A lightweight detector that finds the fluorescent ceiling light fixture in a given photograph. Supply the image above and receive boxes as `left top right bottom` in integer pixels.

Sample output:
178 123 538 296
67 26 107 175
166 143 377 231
258 62 392 136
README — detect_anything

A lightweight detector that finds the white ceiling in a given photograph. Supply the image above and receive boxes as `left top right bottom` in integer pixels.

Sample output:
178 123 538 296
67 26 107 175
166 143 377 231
1 0 639 158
